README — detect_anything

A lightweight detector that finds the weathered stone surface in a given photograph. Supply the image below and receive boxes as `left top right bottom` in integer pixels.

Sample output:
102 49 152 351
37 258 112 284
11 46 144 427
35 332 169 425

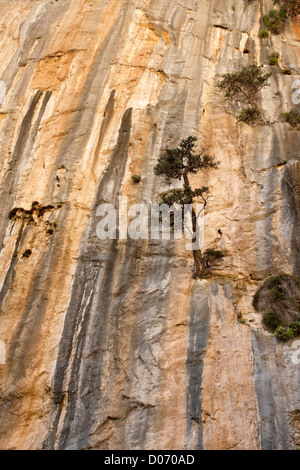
0 0 299 450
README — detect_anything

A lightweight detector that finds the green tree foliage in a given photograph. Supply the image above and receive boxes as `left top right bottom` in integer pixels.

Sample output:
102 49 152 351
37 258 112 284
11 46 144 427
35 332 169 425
154 136 219 278
204 249 225 268
160 187 210 207
218 65 271 124
281 67 292 75
154 136 218 184
218 65 271 106
131 174 141 183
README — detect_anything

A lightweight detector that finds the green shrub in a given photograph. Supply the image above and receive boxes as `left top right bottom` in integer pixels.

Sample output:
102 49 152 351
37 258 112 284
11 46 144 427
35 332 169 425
275 326 294 340
271 287 287 300
281 68 292 75
282 109 300 129
259 29 269 38
22 249 32 258
268 273 291 286
204 249 225 259
154 136 219 278
269 51 280 66
252 290 261 311
237 107 261 124
253 273 300 336
275 321 300 341
274 0 300 17
218 65 270 125
290 321 300 336
262 9 287 34
263 312 282 331
131 174 142 183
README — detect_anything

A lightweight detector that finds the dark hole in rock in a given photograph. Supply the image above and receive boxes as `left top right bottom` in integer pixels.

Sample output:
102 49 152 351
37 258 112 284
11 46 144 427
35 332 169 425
22 249 32 258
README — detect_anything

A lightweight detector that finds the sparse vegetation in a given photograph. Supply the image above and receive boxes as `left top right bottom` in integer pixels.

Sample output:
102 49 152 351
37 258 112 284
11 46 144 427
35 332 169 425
252 290 261 311
262 9 287 34
269 51 280 66
218 65 270 124
131 174 142 184
271 286 287 300
274 0 300 17
204 249 225 259
281 67 292 75
263 312 282 330
282 109 300 129
275 322 300 341
253 274 300 341
154 136 219 278
259 29 269 38
237 107 262 124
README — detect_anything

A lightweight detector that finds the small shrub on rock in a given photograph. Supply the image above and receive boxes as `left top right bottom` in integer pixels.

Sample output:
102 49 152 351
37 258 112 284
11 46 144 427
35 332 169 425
281 68 292 75
263 312 282 331
269 51 280 66
262 9 287 34
237 107 261 124
282 109 300 129
275 322 300 341
259 29 269 38
131 174 142 184
204 249 225 259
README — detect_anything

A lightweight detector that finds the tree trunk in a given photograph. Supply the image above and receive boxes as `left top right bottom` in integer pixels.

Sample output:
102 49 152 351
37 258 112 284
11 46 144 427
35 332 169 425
191 206 209 278
183 172 209 279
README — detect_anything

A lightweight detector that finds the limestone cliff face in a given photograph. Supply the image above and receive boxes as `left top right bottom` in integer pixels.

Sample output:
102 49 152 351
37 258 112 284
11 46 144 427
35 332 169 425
0 0 299 450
